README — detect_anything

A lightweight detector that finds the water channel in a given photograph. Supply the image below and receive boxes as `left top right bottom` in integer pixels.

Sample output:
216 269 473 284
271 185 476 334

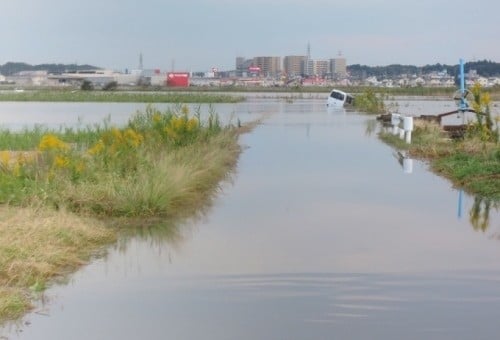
1 97 500 340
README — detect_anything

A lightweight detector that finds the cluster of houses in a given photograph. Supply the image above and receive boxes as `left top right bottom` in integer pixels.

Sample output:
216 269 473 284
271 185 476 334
361 70 500 88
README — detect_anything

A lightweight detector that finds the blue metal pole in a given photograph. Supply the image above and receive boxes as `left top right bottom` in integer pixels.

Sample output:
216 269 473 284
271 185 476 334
459 58 467 111
460 58 465 96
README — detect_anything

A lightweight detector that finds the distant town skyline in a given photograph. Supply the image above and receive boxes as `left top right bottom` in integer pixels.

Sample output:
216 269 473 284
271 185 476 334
1 0 499 72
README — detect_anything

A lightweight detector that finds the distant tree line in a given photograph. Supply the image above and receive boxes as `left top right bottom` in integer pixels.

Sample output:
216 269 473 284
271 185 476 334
0 62 100 76
347 60 500 79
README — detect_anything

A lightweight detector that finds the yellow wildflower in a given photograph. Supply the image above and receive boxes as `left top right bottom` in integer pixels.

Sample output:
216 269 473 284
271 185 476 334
186 118 199 132
0 151 10 166
124 128 143 147
152 113 162 123
88 140 105 155
482 92 491 106
12 162 21 177
54 155 70 168
38 134 69 151
111 128 123 143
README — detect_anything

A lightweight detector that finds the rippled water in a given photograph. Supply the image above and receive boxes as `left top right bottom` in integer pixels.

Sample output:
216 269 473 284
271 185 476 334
1 98 499 340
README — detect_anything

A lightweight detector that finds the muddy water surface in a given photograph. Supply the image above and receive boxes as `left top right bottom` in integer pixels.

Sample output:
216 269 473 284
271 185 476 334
1 98 500 340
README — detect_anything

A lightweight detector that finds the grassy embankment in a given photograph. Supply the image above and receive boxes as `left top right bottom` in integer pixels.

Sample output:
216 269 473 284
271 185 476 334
0 104 251 321
0 90 244 103
147 85 500 100
378 83 500 199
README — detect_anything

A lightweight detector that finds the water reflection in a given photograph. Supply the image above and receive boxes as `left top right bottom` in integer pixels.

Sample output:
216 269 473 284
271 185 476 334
6 272 500 340
368 114 500 234
469 196 498 232
389 148 499 232
393 151 413 174
2 98 500 340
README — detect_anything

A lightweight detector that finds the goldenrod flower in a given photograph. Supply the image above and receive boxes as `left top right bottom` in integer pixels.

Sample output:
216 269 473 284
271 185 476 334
12 163 21 177
124 128 143 147
152 113 162 123
54 155 70 168
0 151 10 166
88 140 105 155
186 118 199 132
38 134 69 151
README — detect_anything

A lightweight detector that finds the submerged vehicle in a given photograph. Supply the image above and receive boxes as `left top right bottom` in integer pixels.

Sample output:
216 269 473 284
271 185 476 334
326 89 354 108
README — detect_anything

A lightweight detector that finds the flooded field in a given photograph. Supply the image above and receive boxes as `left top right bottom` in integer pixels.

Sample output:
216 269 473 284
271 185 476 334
1 98 500 340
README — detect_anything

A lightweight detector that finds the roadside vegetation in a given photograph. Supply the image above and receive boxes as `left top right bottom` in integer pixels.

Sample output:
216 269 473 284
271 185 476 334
0 104 250 321
379 83 500 200
353 89 387 114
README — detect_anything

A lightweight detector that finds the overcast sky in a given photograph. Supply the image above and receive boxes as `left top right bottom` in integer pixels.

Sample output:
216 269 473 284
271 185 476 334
1 0 499 72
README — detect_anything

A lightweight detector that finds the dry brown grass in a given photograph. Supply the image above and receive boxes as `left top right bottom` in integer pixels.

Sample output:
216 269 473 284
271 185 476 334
0 205 115 320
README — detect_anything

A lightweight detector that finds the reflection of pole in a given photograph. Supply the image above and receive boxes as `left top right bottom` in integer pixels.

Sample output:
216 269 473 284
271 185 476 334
457 189 463 219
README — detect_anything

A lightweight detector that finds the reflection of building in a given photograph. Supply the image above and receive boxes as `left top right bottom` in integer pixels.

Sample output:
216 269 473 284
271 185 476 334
283 56 306 77
253 56 281 77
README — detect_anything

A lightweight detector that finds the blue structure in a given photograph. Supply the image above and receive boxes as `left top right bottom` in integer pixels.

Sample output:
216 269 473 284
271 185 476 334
458 58 469 112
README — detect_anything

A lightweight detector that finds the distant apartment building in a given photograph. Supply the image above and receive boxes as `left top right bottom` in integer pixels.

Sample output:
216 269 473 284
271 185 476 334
283 56 306 77
304 59 330 77
330 57 347 77
253 56 281 77
315 60 330 77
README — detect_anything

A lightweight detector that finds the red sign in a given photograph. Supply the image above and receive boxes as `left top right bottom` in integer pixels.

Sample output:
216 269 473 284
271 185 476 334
166 72 190 87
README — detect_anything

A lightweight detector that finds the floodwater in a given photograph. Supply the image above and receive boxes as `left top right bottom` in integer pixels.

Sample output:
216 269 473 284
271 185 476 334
1 98 500 340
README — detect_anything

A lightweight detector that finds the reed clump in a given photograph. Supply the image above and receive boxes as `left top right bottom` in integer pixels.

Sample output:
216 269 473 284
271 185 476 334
353 89 387 114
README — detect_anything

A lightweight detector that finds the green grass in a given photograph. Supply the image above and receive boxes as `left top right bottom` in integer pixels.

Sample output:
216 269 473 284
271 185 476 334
0 90 245 103
432 150 500 199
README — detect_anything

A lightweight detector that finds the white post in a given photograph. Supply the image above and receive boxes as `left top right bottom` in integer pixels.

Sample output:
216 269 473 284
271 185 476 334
405 131 412 144
391 114 400 135
403 117 414 144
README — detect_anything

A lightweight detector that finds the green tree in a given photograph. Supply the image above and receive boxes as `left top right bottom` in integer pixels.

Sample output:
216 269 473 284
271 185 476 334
80 80 94 91
102 81 118 91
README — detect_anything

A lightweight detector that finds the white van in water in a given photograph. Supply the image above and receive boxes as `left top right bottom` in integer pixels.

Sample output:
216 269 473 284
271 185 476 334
326 89 354 108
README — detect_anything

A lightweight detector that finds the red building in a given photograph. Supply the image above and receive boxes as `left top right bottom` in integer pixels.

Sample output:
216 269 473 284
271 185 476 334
166 72 190 87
